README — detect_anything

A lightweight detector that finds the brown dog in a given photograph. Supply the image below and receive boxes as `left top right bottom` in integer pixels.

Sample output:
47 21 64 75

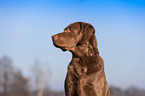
52 22 110 96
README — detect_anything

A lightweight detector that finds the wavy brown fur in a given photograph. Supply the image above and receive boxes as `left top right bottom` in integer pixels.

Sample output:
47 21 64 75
52 22 110 96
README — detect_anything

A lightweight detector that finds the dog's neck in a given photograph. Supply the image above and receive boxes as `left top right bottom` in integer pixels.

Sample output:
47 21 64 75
71 41 99 59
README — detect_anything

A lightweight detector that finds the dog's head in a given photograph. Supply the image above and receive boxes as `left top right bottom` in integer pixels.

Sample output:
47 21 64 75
52 22 96 52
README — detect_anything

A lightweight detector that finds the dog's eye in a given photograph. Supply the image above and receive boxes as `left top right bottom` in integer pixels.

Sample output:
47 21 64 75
64 28 71 32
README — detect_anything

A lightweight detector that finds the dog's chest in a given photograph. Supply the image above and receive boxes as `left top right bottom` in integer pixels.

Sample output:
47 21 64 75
72 58 87 77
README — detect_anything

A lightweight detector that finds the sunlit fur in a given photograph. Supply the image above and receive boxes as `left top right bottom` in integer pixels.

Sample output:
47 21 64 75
52 22 110 96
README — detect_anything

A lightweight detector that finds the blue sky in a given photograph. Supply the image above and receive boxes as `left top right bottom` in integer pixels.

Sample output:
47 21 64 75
0 0 145 91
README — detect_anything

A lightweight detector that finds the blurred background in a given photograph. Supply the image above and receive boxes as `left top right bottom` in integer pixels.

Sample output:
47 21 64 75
0 0 145 96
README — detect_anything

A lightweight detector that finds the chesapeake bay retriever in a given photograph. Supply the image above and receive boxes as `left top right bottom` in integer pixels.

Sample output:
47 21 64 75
52 22 110 96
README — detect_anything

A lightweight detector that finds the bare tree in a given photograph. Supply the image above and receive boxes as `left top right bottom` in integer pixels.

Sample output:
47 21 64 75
0 56 30 96
0 59 2 96
0 56 13 96
124 86 145 96
109 86 123 96
35 59 44 96
31 59 51 96
11 71 29 96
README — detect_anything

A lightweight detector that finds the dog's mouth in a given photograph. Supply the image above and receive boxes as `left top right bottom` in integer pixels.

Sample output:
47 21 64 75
53 42 69 52
62 46 69 51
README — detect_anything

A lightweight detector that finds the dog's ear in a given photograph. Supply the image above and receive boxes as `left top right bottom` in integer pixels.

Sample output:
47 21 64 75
90 35 99 54
79 23 95 44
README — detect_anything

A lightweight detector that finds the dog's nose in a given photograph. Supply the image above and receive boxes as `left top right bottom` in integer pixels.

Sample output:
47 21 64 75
52 35 58 40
